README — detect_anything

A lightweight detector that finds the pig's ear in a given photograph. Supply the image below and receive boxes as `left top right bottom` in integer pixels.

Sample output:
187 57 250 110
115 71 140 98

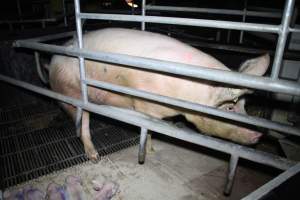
239 54 270 76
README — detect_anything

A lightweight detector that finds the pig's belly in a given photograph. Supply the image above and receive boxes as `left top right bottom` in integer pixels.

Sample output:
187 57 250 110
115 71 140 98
88 86 179 119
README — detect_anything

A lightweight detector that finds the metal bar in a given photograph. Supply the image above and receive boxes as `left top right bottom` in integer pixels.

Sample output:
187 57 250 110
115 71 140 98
0 18 58 24
289 28 300 33
75 107 82 137
184 39 300 60
141 0 146 30
0 74 296 171
77 13 280 33
271 0 295 79
16 0 22 20
85 78 300 137
138 127 148 164
224 155 239 195
34 51 48 84
25 31 75 42
239 0 248 44
62 0 68 27
145 5 282 18
13 41 300 97
242 162 300 200
74 0 88 104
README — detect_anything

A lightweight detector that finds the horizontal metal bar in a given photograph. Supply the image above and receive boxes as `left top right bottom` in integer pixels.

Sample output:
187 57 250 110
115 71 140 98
86 78 300 137
145 5 282 18
26 31 75 42
0 18 58 24
184 39 300 60
77 13 280 33
0 74 296 171
289 28 300 33
242 162 300 200
14 40 300 97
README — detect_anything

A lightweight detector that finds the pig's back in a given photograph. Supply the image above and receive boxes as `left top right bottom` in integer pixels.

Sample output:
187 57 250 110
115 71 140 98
82 28 225 68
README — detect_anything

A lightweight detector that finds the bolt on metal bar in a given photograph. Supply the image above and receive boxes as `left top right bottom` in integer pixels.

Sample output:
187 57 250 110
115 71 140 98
138 127 148 164
74 0 88 104
271 0 295 79
0 74 296 171
145 5 282 18
85 78 300 137
242 162 300 200
77 13 280 33
13 41 300 97
224 155 239 195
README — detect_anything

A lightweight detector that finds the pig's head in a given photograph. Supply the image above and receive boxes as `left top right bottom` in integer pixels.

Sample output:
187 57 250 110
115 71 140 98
198 54 270 145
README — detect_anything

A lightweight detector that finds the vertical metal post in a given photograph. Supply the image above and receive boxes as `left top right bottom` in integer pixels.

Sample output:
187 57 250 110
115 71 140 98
215 30 221 42
74 0 88 135
227 30 231 43
18 0 25 31
239 0 248 44
34 51 48 84
224 154 239 195
141 0 146 30
16 0 22 20
75 107 83 137
138 127 148 164
74 0 88 104
63 0 68 27
271 0 295 79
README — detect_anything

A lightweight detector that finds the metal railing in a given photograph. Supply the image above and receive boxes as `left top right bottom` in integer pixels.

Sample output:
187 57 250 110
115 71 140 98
1 0 299 197
0 0 69 30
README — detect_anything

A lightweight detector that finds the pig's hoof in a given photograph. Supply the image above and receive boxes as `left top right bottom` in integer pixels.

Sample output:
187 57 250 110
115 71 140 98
86 148 100 163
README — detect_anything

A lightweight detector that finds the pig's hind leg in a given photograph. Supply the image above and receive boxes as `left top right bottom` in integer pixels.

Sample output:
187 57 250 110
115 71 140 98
61 103 99 161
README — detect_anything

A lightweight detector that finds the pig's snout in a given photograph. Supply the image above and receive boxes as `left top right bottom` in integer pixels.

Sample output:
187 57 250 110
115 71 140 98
249 131 263 144
252 132 263 144
240 129 263 145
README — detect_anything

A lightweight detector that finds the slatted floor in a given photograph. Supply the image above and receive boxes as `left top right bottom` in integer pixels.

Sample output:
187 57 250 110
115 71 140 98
0 85 139 189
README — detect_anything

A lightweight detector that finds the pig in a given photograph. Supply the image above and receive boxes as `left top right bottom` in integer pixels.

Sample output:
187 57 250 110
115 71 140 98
48 28 270 161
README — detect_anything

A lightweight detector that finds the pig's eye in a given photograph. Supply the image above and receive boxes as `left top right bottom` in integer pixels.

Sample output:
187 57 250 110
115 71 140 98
219 103 235 111
226 105 234 111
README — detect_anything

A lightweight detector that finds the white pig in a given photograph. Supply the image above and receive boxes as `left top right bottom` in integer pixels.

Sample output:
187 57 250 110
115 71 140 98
48 28 269 161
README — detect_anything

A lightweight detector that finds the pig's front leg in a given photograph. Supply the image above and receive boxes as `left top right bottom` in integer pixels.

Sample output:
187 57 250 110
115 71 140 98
61 103 99 161
81 111 99 161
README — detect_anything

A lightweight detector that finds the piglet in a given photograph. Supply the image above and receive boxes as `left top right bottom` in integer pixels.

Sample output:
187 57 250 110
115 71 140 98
92 180 119 200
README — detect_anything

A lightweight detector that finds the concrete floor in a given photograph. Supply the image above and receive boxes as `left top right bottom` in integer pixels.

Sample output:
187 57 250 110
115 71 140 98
6 137 277 200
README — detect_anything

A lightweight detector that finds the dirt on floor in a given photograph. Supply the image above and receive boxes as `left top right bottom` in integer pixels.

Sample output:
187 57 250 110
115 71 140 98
3 137 278 200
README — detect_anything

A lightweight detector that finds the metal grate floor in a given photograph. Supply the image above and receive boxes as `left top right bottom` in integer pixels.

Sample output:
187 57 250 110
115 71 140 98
0 95 139 189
